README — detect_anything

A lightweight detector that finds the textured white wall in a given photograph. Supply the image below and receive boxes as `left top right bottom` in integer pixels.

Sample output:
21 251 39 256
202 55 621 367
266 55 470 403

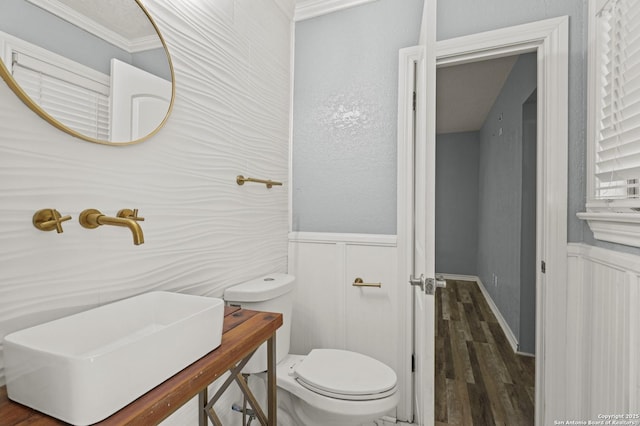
0 0 292 390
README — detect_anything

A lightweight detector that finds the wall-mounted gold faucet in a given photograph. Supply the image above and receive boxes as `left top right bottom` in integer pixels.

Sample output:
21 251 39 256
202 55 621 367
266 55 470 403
33 209 72 233
79 208 145 245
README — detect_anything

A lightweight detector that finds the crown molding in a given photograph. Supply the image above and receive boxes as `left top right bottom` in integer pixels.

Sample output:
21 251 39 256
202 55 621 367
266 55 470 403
26 0 161 53
294 0 378 21
128 35 163 53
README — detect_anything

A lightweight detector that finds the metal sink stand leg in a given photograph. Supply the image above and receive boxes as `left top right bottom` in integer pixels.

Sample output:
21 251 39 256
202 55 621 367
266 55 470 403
201 335 277 426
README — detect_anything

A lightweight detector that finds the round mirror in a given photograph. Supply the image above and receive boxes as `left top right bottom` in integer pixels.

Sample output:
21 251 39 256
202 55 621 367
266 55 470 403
0 0 175 145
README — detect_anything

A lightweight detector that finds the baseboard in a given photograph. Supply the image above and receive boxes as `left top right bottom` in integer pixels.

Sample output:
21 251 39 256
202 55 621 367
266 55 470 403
438 273 519 354
435 273 477 282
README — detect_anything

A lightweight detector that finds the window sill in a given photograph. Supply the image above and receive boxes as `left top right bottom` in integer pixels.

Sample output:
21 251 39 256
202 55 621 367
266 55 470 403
578 212 640 247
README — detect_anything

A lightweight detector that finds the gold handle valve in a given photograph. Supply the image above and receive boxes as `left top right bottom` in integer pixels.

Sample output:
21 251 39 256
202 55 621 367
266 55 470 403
33 209 72 233
117 208 145 221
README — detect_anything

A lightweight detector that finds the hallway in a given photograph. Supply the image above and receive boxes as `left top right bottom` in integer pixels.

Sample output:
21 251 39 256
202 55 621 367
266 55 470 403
435 279 535 425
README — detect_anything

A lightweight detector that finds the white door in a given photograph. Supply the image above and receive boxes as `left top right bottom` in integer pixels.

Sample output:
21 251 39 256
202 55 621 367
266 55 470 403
416 3 437 424
399 2 436 424
109 58 172 142
413 48 436 425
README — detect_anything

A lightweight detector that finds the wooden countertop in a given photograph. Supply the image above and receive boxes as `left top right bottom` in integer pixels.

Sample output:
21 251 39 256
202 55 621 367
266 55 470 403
0 306 282 425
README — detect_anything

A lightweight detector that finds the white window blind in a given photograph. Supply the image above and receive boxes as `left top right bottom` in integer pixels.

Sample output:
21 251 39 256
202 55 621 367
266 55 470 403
594 0 640 200
11 52 110 140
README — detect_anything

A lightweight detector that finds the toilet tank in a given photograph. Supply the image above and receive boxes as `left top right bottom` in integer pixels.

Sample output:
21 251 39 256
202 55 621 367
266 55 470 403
223 273 295 374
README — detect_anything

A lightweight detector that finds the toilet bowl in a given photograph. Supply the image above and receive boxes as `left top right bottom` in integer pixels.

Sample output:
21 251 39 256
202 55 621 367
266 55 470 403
275 352 399 426
224 274 399 426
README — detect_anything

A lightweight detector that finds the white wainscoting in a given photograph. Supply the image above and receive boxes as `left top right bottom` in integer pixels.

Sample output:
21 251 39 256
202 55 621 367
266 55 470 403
287 238 640 422
287 232 406 422
565 243 640 420
0 0 293 424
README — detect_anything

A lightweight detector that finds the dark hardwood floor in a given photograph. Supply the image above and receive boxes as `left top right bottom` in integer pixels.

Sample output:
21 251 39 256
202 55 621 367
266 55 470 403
435 279 535 426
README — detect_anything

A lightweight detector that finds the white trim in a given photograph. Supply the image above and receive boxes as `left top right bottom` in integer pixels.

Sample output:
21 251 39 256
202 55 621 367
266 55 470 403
568 242 640 273
577 212 640 247
436 17 569 65
435 273 477 282
25 0 162 53
128 36 163 53
287 232 397 246
397 16 569 426
288 20 295 235
377 416 400 425
438 274 519 353
294 0 377 21
473 278 519 353
397 45 424 423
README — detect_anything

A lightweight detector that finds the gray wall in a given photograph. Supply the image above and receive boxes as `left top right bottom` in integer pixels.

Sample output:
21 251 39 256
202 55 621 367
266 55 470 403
292 0 424 234
437 0 640 256
435 132 479 275
1 0 169 80
132 49 172 82
477 53 537 344
520 91 537 354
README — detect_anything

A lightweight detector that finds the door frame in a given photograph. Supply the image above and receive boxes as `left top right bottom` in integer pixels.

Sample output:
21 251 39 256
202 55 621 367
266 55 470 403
397 16 568 425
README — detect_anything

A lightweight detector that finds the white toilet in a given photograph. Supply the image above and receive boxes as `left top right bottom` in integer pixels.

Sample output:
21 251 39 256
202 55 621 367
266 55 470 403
224 273 399 426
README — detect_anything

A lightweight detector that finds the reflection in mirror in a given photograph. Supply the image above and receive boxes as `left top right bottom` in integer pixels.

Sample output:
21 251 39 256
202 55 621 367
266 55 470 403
0 0 174 145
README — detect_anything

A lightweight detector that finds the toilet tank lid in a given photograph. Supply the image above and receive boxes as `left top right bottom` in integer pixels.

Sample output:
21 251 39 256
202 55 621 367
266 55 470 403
224 273 295 302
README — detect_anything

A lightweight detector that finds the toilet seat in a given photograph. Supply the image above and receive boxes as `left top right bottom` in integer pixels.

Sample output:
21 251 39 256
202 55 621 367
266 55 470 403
293 349 397 401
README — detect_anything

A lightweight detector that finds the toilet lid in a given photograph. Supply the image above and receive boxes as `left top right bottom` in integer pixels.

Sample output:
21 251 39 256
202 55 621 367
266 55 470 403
294 349 397 400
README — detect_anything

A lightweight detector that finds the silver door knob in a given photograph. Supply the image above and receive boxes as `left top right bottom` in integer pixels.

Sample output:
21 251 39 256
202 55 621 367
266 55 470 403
409 274 425 291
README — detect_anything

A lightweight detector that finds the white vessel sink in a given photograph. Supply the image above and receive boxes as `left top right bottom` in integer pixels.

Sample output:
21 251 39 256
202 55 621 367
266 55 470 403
3 291 224 425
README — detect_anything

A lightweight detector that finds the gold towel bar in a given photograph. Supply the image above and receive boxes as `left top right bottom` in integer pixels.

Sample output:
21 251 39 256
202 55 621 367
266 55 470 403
353 278 382 288
236 175 283 189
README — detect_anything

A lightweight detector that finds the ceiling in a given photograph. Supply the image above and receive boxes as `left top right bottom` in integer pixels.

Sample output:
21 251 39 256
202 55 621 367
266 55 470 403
436 55 517 134
32 0 157 42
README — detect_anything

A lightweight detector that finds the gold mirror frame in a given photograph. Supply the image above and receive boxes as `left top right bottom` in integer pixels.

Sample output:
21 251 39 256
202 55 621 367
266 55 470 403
0 0 175 146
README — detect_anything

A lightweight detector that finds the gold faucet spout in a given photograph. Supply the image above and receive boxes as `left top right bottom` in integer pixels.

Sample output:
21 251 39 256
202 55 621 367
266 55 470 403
79 209 145 245
96 215 144 245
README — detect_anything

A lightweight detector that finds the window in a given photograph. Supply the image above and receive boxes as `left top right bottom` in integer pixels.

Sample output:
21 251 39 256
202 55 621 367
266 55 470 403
580 0 640 246
0 31 110 141
589 0 640 207
12 52 110 140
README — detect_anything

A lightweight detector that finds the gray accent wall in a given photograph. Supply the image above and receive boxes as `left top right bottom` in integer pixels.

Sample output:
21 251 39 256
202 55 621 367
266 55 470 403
292 0 424 234
435 54 538 351
132 49 172 82
435 132 479 275
520 91 537 354
476 53 537 346
436 0 640 255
